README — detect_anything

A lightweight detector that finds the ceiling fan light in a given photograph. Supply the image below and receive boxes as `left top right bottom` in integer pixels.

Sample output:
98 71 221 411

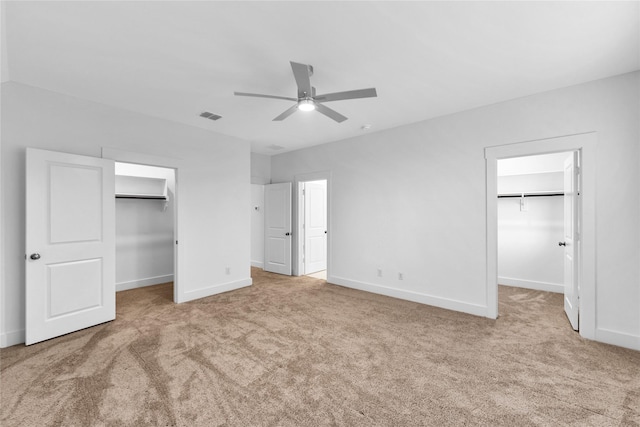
297 99 316 112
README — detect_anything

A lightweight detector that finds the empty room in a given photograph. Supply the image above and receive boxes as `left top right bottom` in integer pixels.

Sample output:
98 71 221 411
1 1 639 426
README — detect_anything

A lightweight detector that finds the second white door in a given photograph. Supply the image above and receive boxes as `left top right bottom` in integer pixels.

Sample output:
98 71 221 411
303 180 327 274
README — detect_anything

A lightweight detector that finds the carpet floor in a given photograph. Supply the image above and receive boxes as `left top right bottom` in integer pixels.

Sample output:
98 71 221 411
1 268 639 426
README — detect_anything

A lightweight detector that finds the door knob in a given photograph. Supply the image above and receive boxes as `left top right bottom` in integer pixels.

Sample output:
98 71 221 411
30 253 41 260
558 242 567 247
285 232 291 236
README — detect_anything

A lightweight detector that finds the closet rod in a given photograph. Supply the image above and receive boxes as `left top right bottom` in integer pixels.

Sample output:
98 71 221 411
115 195 167 200
497 192 564 198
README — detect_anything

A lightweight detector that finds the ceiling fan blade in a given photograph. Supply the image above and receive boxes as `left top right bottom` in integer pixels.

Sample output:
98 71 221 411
273 104 299 121
290 61 313 98
234 92 297 102
315 103 348 123
314 88 377 103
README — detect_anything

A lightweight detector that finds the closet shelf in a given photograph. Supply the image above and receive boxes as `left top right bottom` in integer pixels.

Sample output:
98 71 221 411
115 175 168 200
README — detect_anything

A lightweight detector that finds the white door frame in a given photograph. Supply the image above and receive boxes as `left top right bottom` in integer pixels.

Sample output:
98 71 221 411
485 132 596 340
294 171 332 277
101 148 181 303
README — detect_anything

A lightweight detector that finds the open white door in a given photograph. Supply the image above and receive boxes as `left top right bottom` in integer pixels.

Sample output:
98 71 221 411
303 180 327 274
562 151 579 330
26 148 115 345
264 182 292 275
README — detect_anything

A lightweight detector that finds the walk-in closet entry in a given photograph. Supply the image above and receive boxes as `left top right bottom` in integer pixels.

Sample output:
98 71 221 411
115 162 176 298
497 151 577 327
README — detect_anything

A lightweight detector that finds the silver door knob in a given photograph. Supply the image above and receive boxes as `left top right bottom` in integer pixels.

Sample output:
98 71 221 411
30 253 41 260
558 242 567 247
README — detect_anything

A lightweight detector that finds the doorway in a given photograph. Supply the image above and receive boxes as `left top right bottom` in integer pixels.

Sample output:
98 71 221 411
102 147 181 303
496 152 573 326
114 162 176 299
485 132 597 340
294 172 331 278
298 180 327 279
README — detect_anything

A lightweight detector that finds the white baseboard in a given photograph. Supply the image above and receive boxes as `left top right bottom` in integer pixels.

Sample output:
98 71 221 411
498 277 563 294
1 328 25 348
327 275 488 318
595 328 640 351
251 260 264 268
178 277 253 303
116 274 174 292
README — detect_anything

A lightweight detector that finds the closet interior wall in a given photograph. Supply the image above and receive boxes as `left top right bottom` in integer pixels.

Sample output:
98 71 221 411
497 153 569 293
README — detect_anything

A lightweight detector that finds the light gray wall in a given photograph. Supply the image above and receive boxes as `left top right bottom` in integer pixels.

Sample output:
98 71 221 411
0 2 8 83
250 153 269 268
250 184 264 268
251 152 271 184
1 82 252 346
271 71 640 349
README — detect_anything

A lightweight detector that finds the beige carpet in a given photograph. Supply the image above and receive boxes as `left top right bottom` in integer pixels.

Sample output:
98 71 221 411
1 268 639 426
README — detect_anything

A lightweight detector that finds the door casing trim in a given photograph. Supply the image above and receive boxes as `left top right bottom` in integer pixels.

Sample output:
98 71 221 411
101 147 182 303
485 132 596 340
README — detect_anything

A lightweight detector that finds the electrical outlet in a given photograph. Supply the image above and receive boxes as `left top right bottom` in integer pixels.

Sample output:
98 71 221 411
398 273 404 280
377 269 382 277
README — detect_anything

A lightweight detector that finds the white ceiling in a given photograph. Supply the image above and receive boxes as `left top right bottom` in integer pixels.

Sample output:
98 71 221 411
3 1 639 155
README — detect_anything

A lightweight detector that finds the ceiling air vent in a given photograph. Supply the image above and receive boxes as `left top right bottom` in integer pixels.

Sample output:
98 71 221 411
200 111 222 121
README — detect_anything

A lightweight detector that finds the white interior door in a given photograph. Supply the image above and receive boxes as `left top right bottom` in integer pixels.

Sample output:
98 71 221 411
26 148 115 345
562 151 579 330
303 180 327 274
264 182 292 275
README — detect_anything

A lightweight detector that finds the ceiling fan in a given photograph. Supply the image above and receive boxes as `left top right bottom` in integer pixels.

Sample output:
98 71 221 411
234 61 377 123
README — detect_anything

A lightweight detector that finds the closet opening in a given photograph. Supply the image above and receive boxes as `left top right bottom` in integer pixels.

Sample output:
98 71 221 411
496 151 578 329
115 162 177 301
486 132 597 339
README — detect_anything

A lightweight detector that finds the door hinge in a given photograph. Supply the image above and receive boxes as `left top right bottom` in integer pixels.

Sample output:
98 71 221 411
576 166 580 175
302 189 305 196
576 232 580 242
175 240 178 245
